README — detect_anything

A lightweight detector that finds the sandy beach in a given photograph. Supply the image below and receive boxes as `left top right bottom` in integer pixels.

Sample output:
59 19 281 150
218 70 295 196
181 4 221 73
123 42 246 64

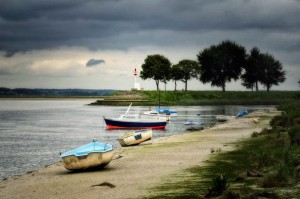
0 109 280 199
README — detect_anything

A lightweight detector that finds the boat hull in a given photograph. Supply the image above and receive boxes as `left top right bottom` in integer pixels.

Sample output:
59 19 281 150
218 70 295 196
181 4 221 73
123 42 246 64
62 151 113 170
60 141 113 170
117 129 152 147
104 117 167 130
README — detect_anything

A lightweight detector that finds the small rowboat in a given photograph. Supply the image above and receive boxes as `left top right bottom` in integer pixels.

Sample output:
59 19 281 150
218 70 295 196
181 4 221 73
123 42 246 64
117 129 152 147
60 140 113 170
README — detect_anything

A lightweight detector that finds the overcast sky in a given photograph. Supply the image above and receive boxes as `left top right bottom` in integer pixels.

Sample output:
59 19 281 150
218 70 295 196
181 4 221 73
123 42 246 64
0 0 299 91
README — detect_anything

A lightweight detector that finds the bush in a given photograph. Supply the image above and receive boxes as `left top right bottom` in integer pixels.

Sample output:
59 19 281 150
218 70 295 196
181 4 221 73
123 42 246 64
270 115 290 127
205 174 230 197
288 125 300 145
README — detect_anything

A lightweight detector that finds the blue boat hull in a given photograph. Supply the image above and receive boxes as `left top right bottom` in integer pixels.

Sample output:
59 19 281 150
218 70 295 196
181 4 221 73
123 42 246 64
104 117 167 130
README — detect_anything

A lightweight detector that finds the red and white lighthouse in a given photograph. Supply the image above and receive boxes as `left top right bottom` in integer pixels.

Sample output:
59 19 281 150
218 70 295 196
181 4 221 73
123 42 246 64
133 67 141 90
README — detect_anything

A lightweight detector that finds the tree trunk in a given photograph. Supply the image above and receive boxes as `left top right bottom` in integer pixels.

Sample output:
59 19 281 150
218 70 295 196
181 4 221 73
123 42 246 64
267 84 270 91
222 83 226 92
174 81 177 91
155 80 159 91
185 81 188 91
164 82 166 91
255 81 259 91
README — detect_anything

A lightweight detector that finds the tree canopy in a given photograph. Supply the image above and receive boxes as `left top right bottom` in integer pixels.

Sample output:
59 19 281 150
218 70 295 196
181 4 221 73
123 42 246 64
197 40 247 91
172 59 199 91
140 54 171 91
259 53 286 91
170 64 183 91
242 47 286 91
241 47 264 91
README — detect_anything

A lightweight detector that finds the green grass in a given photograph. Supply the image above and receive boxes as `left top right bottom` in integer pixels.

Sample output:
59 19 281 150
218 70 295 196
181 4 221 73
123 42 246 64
143 102 300 198
141 90 300 105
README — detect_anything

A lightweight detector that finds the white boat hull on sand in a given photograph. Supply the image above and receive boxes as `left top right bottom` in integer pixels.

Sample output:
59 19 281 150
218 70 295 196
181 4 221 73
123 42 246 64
117 129 152 147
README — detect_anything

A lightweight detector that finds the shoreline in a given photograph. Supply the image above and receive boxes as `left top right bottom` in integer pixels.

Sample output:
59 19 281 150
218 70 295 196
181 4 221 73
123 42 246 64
0 108 280 199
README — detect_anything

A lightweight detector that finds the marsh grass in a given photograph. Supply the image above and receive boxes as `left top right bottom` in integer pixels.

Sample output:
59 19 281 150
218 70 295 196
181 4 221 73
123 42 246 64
144 134 300 199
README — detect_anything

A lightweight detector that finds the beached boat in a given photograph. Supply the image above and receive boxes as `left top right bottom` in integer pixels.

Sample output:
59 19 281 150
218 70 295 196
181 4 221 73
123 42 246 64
184 120 203 125
117 129 152 147
60 141 113 170
236 109 248 117
184 120 204 131
216 115 235 122
104 103 168 129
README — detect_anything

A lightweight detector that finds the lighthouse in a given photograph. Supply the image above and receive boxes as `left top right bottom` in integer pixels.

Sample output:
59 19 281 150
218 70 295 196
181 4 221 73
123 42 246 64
132 67 141 90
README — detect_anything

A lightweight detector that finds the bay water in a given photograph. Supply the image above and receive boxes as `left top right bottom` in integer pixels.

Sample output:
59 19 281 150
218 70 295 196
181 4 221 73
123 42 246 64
0 99 272 180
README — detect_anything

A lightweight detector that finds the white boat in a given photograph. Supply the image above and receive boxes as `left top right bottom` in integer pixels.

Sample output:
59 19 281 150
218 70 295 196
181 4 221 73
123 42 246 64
216 115 235 122
60 140 113 170
184 120 204 131
117 129 152 147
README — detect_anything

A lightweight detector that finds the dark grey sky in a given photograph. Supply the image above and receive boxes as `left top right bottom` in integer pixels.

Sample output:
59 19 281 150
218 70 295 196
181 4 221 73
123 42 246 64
0 0 299 90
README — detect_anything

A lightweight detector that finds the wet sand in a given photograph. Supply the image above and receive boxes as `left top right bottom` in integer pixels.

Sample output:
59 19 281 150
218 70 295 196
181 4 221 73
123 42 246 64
0 109 280 199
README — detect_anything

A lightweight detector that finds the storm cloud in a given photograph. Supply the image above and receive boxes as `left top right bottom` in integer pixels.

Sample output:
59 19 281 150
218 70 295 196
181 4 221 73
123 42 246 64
1 0 299 54
0 0 299 90
86 59 105 67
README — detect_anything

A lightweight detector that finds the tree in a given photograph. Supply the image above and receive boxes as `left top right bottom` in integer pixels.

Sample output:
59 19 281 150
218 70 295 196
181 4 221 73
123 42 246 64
241 47 264 91
259 53 286 91
298 79 300 87
140 54 171 91
170 64 183 91
174 60 199 91
197 40 247 91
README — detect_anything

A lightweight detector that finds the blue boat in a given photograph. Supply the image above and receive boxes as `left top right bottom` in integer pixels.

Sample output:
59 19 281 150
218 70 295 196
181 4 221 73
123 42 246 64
236 109 248 117
155 108 177 115
60 141 113 170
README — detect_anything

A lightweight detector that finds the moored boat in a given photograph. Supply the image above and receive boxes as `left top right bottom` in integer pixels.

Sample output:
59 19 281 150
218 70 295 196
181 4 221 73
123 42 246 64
117 129 152 147
60 140 113 170
103 103 168 129
103 115 167 129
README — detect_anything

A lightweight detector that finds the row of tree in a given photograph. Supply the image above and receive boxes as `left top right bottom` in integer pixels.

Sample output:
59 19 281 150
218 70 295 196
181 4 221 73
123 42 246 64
140 40 286 91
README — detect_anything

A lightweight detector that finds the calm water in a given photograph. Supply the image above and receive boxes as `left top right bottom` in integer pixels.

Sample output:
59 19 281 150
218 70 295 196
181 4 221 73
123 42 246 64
0 99 273 180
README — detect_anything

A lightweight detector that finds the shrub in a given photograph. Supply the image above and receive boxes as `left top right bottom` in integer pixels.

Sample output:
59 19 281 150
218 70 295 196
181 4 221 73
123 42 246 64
205 174 230 197
270 115 289 127
288 125 300 145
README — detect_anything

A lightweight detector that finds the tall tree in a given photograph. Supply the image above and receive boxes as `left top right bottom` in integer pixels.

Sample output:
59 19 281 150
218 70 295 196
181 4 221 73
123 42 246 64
140 54 171 91
241 47 263 91
197 40 246 91
259 53 286 91
174 60 199 91
170 64 184 91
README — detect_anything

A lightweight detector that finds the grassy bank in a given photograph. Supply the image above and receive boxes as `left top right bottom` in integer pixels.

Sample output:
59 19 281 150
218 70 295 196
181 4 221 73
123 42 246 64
144 102 300 199
141 90 300 105
90 90 300 106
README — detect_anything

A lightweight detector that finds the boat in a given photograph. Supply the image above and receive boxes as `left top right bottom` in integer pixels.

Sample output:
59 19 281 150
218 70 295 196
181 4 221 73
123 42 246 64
236 108 248 117
117 129 152 147
184 120 203 125
216 115 235 122
103 103 168 130
155 108 177 116
143 108 177 117
184 120 204 131
60 140 113 170
104 115 167 129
